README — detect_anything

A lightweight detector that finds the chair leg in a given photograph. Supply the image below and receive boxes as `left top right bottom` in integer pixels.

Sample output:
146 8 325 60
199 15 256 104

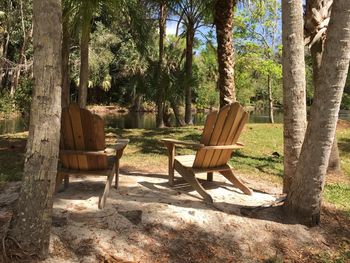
99 164 116 209
219 169 253 195
207 172 213 182
114 159 120 189
175 163 213 203
165 144 175 186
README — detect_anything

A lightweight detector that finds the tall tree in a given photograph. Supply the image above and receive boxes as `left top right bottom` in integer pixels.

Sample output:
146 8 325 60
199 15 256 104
285 0 350 226
78 2 93 108
214 0 236 108
282 0 307 193
156 0 167 128
172 0 209 124
304 0 341 174
8 0 62 258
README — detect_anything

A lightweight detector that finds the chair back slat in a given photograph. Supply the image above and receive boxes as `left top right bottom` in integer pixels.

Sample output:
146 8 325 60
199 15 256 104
217 112 248 166
60 103 107 171
193 111 218 167
60 108 79 169
193 104 230 168
193 102 248 169
209 103 241 167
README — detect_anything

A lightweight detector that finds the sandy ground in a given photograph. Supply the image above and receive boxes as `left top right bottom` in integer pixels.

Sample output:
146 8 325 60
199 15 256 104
40 167 347 263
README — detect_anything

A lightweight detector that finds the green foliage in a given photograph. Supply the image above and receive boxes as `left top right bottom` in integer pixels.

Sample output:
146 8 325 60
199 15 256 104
234 0 282 107
341 93 350 110
14 78 33 114
0 93 14 114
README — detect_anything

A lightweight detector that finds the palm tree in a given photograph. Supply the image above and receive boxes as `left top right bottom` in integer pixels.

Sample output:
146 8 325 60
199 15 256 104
285 0 350 226
304 0 341 174
172 0 210 124
214 0 236 108
9 0 63 258
282 0 307 193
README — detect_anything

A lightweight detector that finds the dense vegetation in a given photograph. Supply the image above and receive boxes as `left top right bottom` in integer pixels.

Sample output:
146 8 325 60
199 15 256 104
1 0 349 118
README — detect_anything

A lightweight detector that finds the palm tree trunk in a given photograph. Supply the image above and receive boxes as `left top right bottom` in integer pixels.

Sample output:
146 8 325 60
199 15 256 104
305 0 341 174
61 16 70 108
78 20 91 109
282 0 307 194
9 0 62 258
215 0 236 108
156 1 167 128
184 22 194 125
285 0 350 226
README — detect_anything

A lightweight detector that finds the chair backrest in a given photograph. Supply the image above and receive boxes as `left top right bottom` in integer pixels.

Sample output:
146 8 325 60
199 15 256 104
60 103 107 171
193 102 248 169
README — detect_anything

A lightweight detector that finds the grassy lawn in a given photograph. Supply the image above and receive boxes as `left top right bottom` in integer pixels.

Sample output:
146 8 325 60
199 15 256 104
1 123 349 215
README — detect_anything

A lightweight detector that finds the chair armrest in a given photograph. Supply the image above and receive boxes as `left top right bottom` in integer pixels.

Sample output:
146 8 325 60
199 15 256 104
161 138 204 149
60 149 107 156
201 144 244 150
114 139 129 151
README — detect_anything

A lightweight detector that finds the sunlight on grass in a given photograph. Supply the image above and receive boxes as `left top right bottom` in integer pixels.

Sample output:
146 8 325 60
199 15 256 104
324 183 350 216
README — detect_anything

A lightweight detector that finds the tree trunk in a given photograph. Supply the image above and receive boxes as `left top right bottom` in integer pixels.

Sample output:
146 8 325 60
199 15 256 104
282 0 307 194
156 2 167 128
267 75 274 123
78 20 91 109
61 15 70 108
215 0 236 108
170 97 185 126
184 22 194 125
305 0 341 174
285 0 350 226
9 0 62 258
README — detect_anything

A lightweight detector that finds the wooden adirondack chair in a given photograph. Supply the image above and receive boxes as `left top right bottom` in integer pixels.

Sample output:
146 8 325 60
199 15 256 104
162 102 252 203
57 103 129 209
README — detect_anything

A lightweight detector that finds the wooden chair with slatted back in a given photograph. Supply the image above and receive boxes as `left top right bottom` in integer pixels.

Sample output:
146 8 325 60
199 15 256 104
56 103 129 209
162 102 253 203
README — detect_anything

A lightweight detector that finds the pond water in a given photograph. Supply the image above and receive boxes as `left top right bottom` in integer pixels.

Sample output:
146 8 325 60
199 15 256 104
1 110 349 135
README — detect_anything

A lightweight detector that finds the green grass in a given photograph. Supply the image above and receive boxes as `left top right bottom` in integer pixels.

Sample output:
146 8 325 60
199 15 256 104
1 124 349 215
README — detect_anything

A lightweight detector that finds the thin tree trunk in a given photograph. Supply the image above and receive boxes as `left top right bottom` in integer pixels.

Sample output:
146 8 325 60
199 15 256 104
215 0 236 108
78 20 91 109
156 1 167 128
268 75 274 123
170 97 185 126
9 0 62 258
285 0 350 226
61 16 70 108
282 0 307 194
305 0 341 174
184 22 194 125
10 0 32 97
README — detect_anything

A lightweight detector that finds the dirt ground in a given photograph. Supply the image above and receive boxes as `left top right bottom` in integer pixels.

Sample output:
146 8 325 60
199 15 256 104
36 164 347 263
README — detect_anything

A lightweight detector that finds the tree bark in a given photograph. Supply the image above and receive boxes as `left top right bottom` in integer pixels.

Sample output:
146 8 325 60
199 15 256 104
170 97 185 126
9 0 62 258
156 1 167 128
285 0 350 226
282 0 307 194
215 0 236 108
61 15 70 108
78 19 91 109
184 22 194 125
305 0 341 174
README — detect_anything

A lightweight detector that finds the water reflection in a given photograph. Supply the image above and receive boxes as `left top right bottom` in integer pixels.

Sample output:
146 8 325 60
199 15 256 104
0 110 349 135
